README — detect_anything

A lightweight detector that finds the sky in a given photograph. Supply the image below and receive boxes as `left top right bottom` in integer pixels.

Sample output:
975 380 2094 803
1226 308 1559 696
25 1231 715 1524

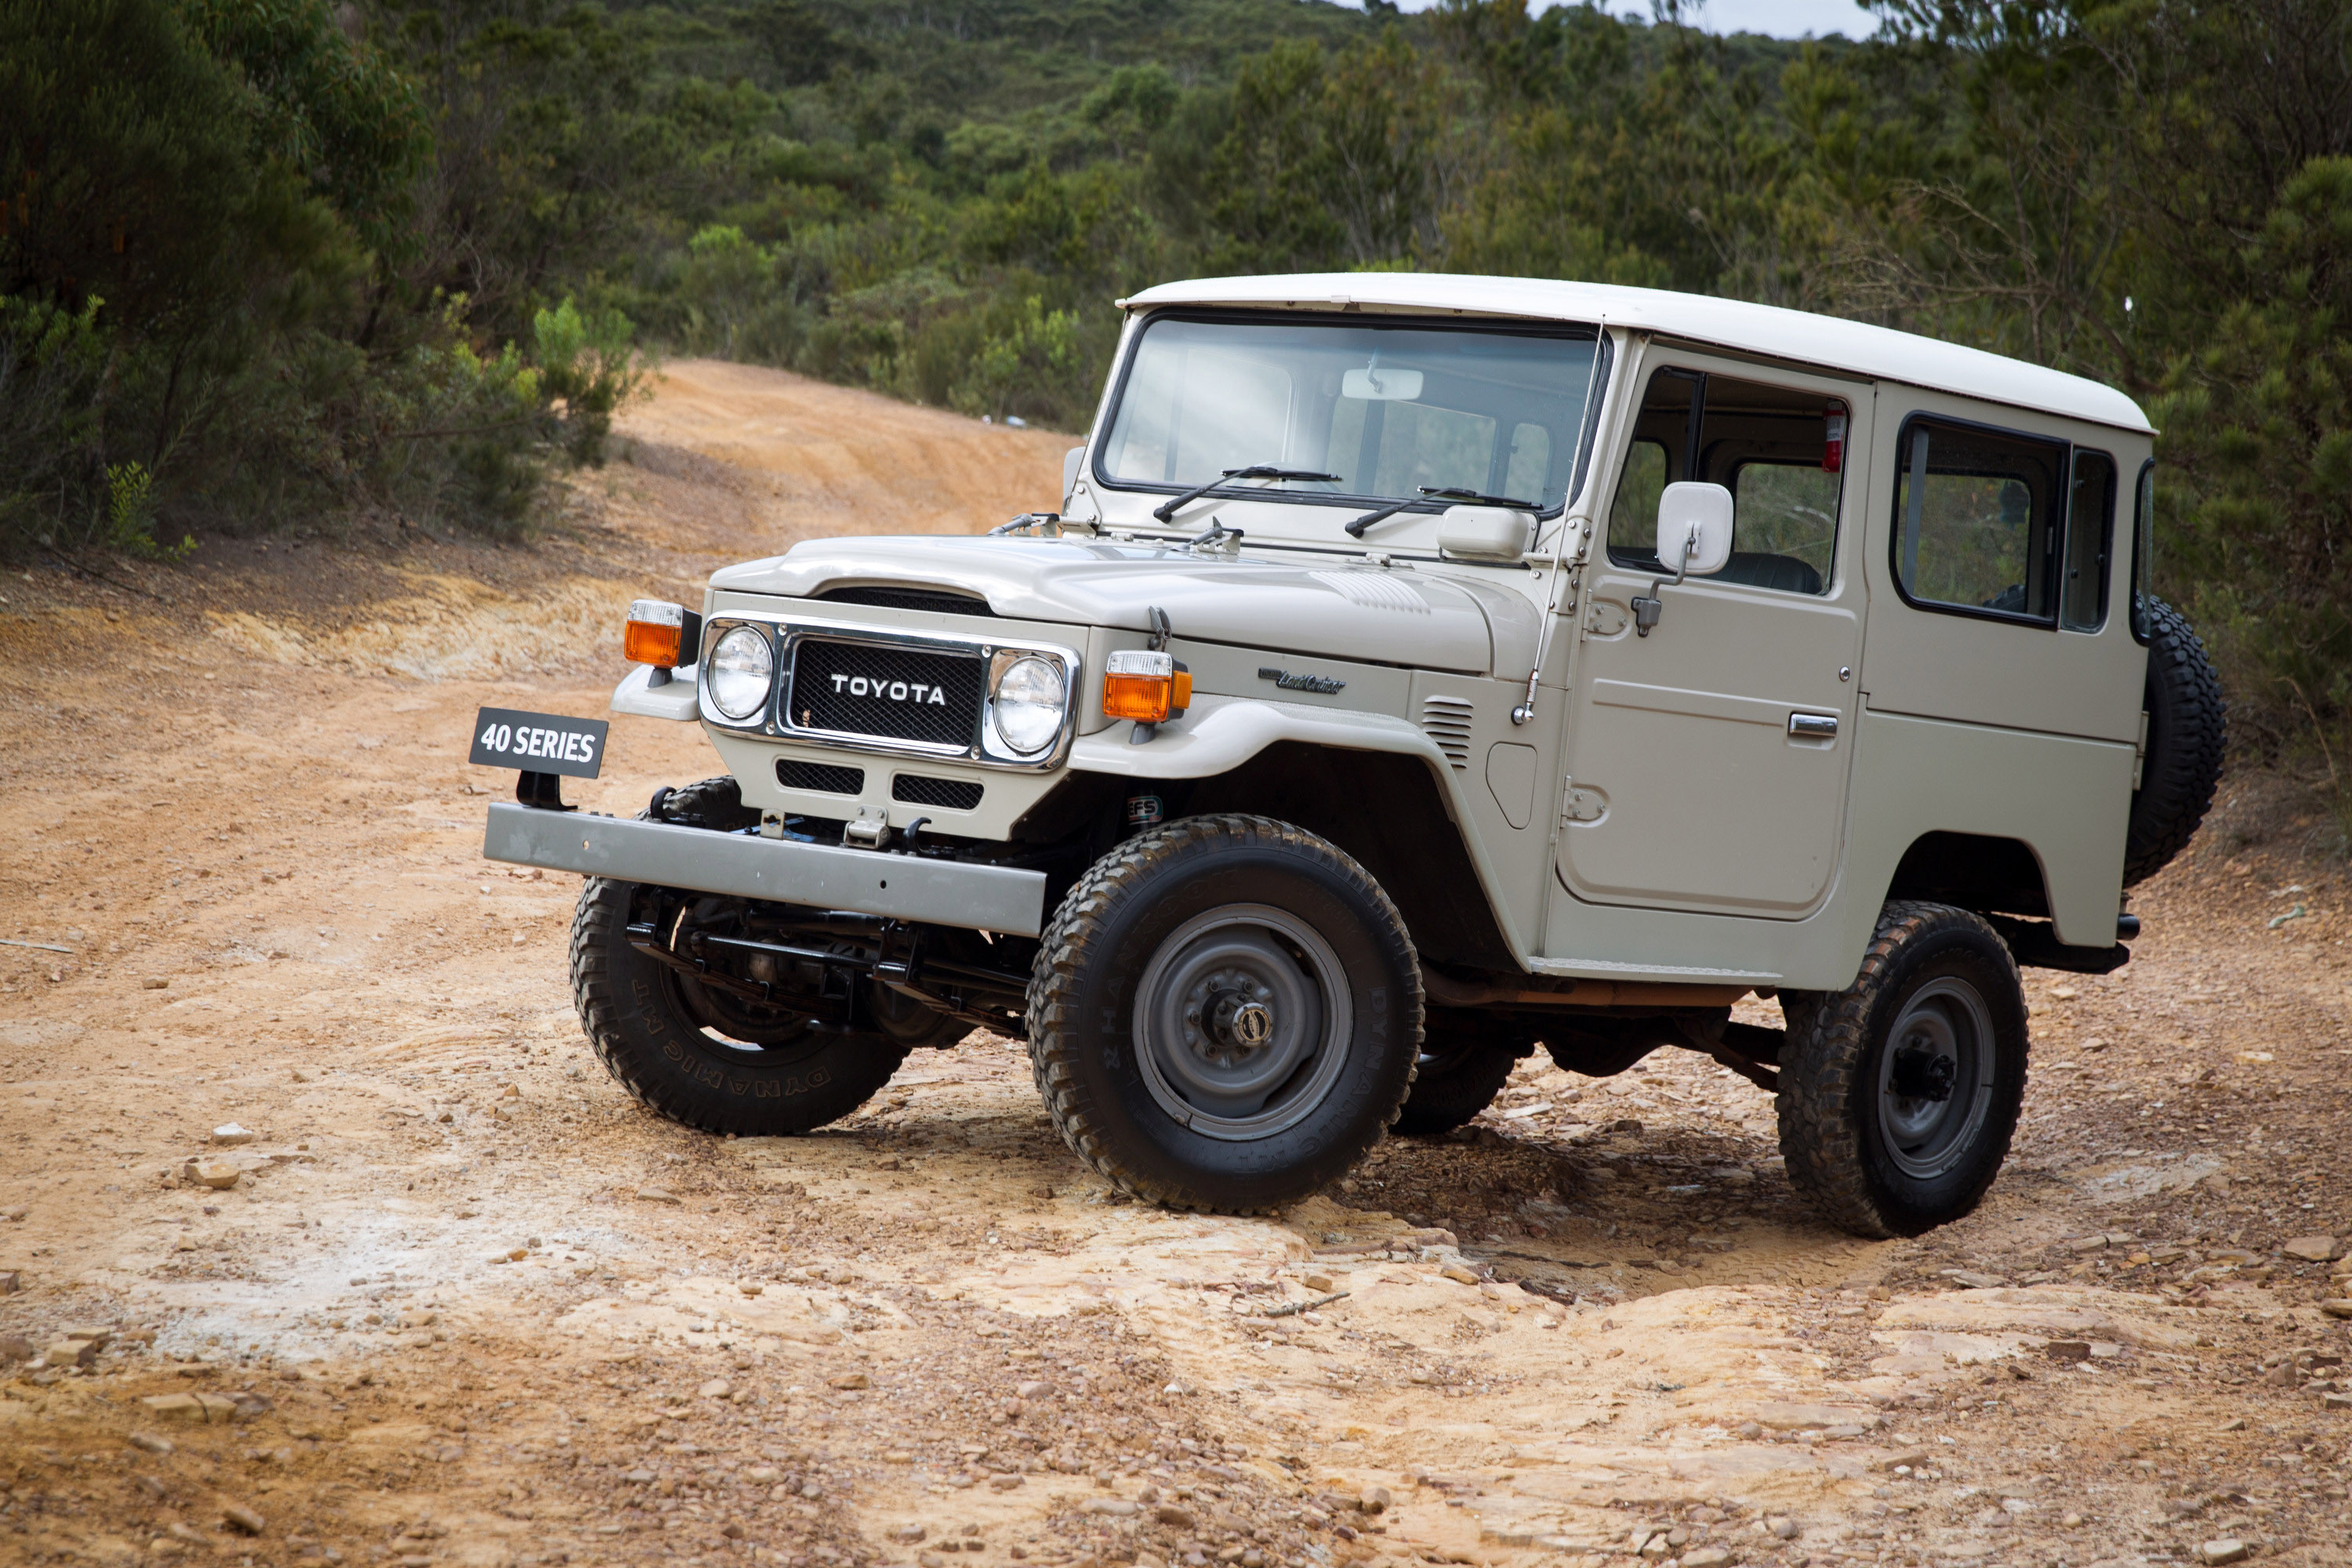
1680 0 1880 37
1350 0 1884 39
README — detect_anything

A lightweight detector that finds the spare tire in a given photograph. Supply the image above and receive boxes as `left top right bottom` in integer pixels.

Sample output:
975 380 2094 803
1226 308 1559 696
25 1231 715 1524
2124 597 2225 886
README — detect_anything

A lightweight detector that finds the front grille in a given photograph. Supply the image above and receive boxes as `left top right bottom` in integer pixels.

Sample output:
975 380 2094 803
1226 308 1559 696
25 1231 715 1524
816 585 996 617
892 775 983 811
790 638 983 749
777 760 864 795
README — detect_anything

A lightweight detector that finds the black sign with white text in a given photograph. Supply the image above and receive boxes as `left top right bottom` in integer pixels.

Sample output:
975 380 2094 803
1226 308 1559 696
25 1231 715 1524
469 707 609 779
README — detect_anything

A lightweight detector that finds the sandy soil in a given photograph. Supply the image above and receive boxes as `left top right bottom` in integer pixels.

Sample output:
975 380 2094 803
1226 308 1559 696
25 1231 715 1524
2 362 2347 1568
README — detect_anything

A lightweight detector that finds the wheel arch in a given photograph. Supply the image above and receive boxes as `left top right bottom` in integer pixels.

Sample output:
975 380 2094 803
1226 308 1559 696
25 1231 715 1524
1048 702 1527 970
1883 829 2053 920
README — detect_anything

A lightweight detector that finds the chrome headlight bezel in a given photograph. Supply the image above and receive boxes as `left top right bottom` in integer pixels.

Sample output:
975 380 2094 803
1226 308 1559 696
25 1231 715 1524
985 652 1068 758
704 624 777 720
697 613 1082 771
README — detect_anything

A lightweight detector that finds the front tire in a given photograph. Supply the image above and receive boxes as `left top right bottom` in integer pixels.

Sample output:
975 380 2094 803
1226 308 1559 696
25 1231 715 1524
1025 815 1422 1211
571 876 909 1135
1776 902 2027 1237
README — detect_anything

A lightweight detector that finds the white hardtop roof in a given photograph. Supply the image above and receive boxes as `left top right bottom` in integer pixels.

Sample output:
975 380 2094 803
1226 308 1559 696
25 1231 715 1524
1120 272 2152 435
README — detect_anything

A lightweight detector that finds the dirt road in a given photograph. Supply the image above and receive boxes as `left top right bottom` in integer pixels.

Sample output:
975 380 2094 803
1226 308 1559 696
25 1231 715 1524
2 362 2347 1568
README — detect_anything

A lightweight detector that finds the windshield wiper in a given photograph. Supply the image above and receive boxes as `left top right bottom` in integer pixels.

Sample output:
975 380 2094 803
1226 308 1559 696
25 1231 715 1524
1343 498 1419 538
1346 485 1543 539
1417 485 1542 510
1150 465 1340 523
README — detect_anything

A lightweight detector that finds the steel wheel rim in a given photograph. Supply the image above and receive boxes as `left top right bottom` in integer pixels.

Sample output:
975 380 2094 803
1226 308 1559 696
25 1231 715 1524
1133 903 1352 1142
1875 975 1996 1179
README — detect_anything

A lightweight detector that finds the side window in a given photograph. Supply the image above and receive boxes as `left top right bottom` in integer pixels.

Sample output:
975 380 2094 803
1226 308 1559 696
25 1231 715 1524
1607 367 1698 565
1893 417 2070 624
2062 450 2117 633
2131 460 2155 643
1606 366 1844 594
1731 464 1838 593
1607 440 1668 558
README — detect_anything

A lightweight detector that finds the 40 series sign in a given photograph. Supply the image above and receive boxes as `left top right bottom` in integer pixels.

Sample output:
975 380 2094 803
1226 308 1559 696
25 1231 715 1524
469 707 610 780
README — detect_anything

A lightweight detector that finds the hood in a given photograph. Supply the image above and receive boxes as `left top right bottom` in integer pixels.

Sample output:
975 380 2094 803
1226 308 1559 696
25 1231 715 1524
709 535 1539 677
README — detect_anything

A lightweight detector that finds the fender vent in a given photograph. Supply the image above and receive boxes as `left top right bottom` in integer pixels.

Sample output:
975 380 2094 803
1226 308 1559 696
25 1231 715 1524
1421 695 1474 770
891 775 983 811
777 760 865 795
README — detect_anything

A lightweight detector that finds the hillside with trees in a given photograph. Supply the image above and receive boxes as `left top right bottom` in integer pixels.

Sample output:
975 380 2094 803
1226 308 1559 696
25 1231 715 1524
2 0 2348 810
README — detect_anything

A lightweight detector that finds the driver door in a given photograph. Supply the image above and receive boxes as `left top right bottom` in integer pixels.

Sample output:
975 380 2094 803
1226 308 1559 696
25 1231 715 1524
1555 354 1871 919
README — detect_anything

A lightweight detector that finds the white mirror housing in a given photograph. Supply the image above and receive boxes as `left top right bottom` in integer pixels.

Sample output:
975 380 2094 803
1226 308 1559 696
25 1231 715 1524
1654 481 1734 576
1437 503 1534 563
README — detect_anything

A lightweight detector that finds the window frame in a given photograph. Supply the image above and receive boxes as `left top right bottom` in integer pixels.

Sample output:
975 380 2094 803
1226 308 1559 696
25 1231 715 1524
1886 410 2074 631
1091 309 1608 522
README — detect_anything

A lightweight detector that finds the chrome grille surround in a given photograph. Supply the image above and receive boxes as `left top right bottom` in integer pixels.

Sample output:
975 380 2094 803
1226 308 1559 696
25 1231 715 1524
697 614 1083 772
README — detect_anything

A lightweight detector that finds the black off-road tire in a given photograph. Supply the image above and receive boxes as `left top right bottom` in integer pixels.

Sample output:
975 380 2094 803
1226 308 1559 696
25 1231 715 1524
1025 815 1422 1212
2125 597 2225 887
649 775 971 1044
1394 1014 1525 1136
570 875 909 1135
1777 901 2028 1238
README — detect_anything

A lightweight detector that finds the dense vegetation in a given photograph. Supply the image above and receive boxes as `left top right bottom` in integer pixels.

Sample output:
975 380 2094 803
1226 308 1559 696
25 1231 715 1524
2 0 2349 795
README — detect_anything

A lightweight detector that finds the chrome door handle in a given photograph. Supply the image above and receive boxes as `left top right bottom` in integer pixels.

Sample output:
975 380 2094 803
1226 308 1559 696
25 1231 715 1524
1788 712 1838 739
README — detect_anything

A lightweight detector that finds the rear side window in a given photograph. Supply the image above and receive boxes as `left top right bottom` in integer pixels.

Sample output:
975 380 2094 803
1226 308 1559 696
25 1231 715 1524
2131 460 2155 643
2062 450 2117 632
1892 416 2070 624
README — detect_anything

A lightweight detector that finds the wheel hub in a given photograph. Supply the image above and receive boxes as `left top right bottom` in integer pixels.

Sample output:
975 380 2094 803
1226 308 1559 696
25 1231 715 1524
1189 974 1278 1062
1875 976 1996 1180
1888 1040 1957 1102
1133 905 1352 1141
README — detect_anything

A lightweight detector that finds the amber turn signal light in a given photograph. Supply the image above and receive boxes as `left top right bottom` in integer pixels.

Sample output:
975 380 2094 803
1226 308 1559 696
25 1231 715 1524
624 598 702 668
1102 648 1191 723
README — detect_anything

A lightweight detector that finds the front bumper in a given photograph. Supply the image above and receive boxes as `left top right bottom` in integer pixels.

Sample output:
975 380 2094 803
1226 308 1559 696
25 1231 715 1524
481 804 1051 938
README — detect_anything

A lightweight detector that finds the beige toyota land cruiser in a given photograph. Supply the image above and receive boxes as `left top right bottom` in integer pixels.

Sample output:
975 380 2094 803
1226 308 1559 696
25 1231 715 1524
483 273 2223 1239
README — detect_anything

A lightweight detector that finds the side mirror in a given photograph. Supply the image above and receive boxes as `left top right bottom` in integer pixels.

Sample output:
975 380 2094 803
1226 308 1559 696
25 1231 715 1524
1437 503 1534 564
1063 446 1087 507
1653 481 1734 577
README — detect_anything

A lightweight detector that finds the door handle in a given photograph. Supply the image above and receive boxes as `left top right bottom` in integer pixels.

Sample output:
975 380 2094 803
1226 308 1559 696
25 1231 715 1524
1788 712 1838 739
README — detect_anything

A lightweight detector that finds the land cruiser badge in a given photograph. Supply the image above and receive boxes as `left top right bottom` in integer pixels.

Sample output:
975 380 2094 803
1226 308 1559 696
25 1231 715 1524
1258 666 1346 695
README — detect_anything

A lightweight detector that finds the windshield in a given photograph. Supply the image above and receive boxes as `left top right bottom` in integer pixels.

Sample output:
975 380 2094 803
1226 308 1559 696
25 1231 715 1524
1098 314 1602 521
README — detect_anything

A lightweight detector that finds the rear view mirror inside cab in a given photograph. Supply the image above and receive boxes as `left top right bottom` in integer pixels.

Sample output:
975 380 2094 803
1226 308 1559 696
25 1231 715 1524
1654 481 1734 576
1341 366 1425 401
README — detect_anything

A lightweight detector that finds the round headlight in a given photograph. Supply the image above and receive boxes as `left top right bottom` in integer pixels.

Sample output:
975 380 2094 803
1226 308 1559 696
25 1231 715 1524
991 655 1066 756
705 626 775 720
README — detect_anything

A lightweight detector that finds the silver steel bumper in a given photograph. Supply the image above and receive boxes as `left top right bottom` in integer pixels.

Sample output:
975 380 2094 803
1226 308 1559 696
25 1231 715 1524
481 803 1050 938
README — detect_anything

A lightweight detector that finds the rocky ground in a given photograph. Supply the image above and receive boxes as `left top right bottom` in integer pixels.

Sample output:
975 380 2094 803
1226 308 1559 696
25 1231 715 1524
1 362 2346 1568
